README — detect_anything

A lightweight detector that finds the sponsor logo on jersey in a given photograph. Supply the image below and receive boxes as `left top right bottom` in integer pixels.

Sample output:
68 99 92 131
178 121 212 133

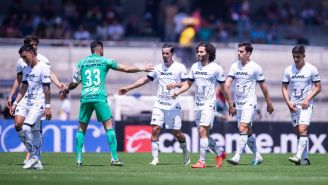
195 71 208 75
291 75 305 79
236 72 248 75
160 72 173 76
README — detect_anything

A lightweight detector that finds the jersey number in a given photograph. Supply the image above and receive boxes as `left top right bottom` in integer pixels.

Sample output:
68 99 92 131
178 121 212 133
85 69 100 86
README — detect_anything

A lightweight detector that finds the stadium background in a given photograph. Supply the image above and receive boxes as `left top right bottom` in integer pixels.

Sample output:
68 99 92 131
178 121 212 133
0 0 327 153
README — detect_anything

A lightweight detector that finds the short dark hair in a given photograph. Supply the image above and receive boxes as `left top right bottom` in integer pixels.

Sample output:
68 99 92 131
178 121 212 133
292 45 305 54
90 40 103 53
238 42 253 54
23 35 39 45
162 43 175 54
19 44 37 55
196 42 216 62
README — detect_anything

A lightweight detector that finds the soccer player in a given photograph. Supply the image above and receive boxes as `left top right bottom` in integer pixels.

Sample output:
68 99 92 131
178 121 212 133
10 44 52 169
6 35 63 168
118 43 190 166
282 45 321 165
172 42 234 168
225 42 274 166
61 40 153 166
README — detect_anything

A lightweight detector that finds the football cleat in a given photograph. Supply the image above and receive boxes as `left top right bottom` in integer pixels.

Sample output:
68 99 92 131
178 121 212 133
191 160 207 168
183 157 191 166
216 152 227 168
33 160 44 170
288 155 301 165
251 156 263 166
111 159 124 166
298 158 311 165
149 158 159 165
23 156 38 169
227 157 240 165
76 161 83 167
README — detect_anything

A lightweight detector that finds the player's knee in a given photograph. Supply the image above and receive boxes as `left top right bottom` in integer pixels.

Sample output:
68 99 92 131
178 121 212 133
239 124 248 133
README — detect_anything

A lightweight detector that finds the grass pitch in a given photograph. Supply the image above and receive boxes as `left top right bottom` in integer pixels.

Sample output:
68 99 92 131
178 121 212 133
0 153 327 185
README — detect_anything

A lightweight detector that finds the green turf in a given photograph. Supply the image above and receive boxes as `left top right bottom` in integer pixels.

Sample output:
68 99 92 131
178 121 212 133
0 153 327 185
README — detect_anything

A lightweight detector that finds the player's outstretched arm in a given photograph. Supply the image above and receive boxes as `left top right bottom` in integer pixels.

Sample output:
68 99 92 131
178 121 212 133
50 71 64 91
172 80 193 99
259 81 274 114
118 76 151 95
10 83 27 115
224 77 236 116
6 74 22 109
116 63 153 73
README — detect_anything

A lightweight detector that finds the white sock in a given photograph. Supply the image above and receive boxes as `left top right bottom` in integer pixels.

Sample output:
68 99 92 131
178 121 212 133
247 135 261 159
208 137 223 156
179 142 188 154
199 138 209 162
32 130 42 160
236 134 248 160
296 136 308 159
151 140 159 159
22 125 36 158
302 139 309 160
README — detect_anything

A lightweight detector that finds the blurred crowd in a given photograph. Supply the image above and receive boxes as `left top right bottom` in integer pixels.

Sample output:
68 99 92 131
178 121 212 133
0 0 328 45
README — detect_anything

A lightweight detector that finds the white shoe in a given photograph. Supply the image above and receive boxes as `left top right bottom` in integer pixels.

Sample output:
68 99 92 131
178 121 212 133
23 159 28 165
227 155 240 165
183 150 190 165
289 155 301 165
33 160 43 170
149 158 159 165
23 157 38 169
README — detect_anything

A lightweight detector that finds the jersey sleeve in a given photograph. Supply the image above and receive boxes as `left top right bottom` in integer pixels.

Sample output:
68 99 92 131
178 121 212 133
255 65 265 82
147 65 157 81
180 64 188 80
16 59 25 74
227 65 235 79
216 66 225 83
72 65 81 84
187 65 195 82
41 65 51 84
106 59 119 70
311 66 320 82
282 68 290 84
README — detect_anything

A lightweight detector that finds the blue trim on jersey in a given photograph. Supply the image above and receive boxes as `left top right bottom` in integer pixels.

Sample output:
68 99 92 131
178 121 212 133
282 82 289 85
257 80 265 83
312 80 320 82
42 83 51 87
227 75 235 79
181 78 187 82
22 81 28 84
217 80 225 84
147 75 154 81
187 78 194 82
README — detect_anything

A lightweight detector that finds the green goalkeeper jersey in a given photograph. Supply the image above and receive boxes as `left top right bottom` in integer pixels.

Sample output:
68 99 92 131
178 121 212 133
72 54 119 103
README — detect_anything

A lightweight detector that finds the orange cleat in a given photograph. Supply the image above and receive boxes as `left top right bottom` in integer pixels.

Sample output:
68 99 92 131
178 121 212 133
191 160 207 168
216 152 227 168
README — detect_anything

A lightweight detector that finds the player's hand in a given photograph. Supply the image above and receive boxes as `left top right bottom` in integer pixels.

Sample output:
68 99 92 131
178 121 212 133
9 104 17 115
301 99 309 109
228 104 236 116
267 103 274 114
59 83 66 92
118 88 129 95
287 101 297 112
44 108 52 120
172 92 179 99
6 97 12 109
143 64 154 72
166 83 176 90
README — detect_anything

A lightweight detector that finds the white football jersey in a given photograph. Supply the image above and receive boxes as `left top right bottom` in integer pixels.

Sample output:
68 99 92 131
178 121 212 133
188 62 225 110
282 62 320 104
147 62 187 110
228 60 265 109
16 53 51 73
22 62 51 105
